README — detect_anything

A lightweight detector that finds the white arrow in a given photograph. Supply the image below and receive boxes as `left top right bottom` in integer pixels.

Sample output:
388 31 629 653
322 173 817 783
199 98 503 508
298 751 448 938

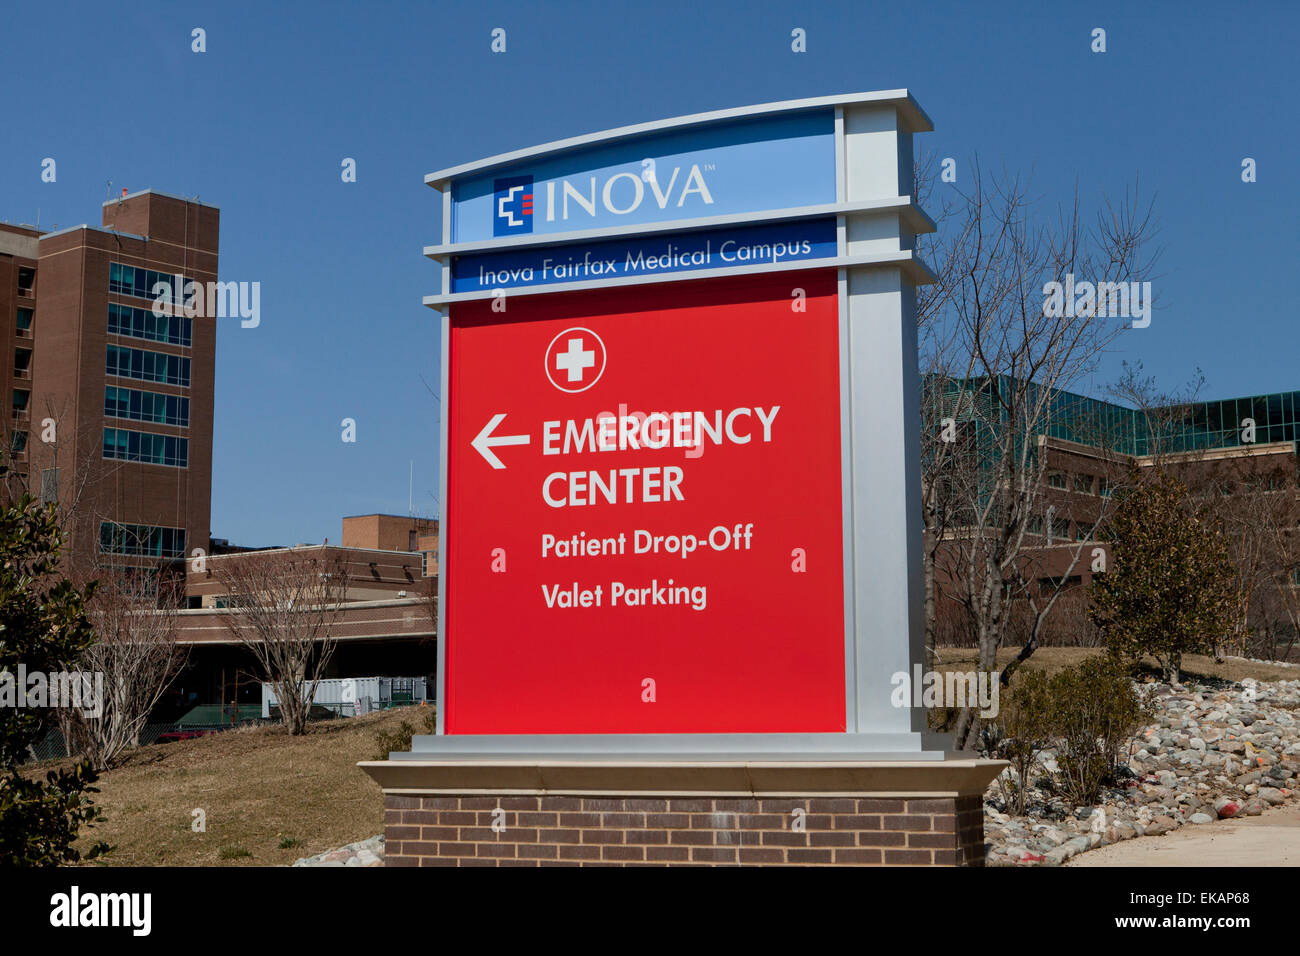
471 413 530 470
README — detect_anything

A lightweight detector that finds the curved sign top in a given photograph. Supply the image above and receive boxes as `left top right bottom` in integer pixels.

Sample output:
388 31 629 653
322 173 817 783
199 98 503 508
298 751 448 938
450 111 836 242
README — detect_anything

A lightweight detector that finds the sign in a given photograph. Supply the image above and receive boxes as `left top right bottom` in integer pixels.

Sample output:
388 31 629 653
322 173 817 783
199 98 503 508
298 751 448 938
450 110 836 242
444 270 845 733
425 92 939 751
451 218 836 293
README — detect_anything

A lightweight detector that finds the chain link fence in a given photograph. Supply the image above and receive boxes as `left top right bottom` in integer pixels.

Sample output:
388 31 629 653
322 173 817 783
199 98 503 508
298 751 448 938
28 717 269 762
25 699 423 763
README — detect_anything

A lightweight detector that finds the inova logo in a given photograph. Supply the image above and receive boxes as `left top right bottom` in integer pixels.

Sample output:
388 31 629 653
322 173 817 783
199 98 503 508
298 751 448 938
495 163 715 233
493 175 535 237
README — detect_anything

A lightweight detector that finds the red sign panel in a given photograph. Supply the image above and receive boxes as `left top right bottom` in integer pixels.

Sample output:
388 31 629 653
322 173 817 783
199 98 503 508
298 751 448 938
444 270 845 733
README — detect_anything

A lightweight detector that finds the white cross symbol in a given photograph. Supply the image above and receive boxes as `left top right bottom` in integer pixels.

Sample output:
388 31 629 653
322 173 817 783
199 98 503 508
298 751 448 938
497 185 525 226
554 336 595 383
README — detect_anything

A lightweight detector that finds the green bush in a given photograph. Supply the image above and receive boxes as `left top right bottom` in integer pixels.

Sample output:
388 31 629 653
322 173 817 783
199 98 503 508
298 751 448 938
0 472 111 866
1090 468 1234 684
370 706 436 761
1046 656 1148 806
989 668 1052 815
992 657 1147 811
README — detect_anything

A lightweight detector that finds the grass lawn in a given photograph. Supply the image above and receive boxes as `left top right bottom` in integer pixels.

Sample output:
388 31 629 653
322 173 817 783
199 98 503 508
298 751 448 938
33 706 425 867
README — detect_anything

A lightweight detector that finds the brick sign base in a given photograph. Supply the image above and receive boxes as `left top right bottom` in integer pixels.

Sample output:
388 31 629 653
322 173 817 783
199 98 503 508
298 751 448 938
361 759 1003 867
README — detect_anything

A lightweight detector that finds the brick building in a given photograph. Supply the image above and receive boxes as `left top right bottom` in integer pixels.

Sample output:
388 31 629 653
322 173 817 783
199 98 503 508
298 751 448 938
0 223 41 492
928 377 1300 645
1 191 218 593
2 195 448 715
172 515 440 711
185 542 433 608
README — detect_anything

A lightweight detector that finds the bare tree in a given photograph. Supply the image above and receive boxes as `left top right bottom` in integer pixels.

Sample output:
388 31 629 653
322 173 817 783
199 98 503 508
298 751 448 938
1266 505 1300 661
59 558 187 769
8 393 130 574
1105 359 1205 466
422 577 438 647
215 548 349 734
915 154 971 659
1226 463 1300 661
917 157 1159 749
1192 462 1273 658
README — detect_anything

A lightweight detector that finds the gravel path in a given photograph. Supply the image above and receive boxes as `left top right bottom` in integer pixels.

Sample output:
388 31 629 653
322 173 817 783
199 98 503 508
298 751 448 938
1066 803 1300 866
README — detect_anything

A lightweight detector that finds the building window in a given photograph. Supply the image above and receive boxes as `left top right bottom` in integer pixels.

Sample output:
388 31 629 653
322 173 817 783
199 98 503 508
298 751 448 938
16 267 34 296
12 389 29 417
108 303 192 347
105 386 189 427
1038 575 1082 591
99 521 186 558
10 431 27 454
1048 472 1067 490
103 427 189 467
14 347 32 378
15 308 33 334
108 261 194 303
106 344 191 387
1072 474 1093 494
1098 476 1113 498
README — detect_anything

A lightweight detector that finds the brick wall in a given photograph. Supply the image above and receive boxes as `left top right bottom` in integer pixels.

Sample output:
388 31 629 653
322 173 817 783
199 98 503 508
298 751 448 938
383 793 985 867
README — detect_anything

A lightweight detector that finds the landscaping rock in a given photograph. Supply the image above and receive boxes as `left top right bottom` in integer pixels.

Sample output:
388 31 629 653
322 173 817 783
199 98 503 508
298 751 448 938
293 834 385 867
1214 797 1241 818
983 676 1300 866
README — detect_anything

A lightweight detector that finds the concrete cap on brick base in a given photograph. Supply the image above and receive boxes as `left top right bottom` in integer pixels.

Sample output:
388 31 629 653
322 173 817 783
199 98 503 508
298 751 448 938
359 758 1007 798
372 768 1002 866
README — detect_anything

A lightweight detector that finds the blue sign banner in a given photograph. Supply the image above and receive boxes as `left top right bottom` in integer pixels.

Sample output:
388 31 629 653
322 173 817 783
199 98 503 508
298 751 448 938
450 217 837 293
451 110 836 243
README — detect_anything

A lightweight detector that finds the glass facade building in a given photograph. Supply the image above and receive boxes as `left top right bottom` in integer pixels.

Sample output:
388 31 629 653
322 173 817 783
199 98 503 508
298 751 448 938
925 374 1300 459
1134 392 1300 455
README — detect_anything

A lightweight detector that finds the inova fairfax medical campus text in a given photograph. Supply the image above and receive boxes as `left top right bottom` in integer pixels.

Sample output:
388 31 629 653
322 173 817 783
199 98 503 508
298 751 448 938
476 238 814 286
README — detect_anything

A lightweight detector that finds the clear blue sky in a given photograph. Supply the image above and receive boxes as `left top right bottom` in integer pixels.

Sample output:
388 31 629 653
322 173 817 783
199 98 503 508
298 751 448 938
3 0 1295 546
